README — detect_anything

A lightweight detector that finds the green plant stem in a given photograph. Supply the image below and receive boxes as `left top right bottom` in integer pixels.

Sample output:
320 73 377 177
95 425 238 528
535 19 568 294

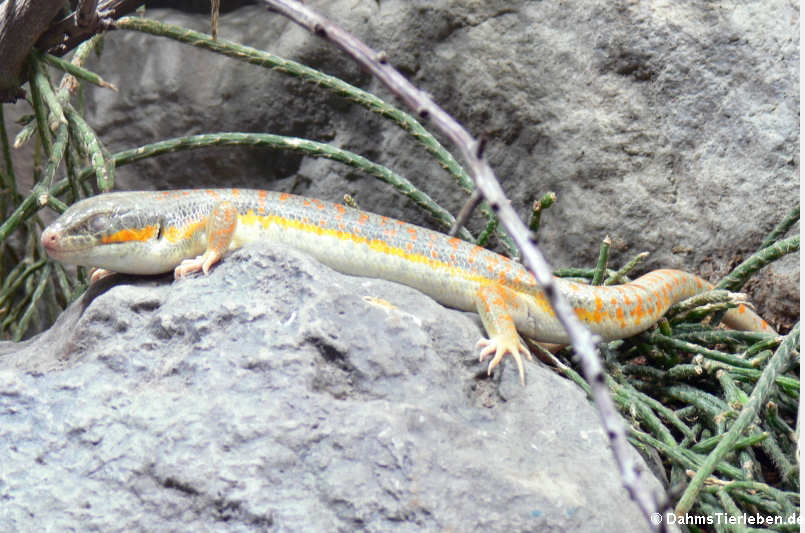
0 192 40 244
715 489 746 531
475 217 497 247
704 364 800 398
716 370 748 407
628 427 745 479
689 431 767 453
0 259 47 309
527 191 555 234
759 433 798 488
591 236 611 285
741 337 782 360
666 363 704 381
663 384 733 425
12 263 51 341
675 323 800 515
604 252 648 285
42 52 118 91
715 235 800 292
28 64 54 155
759 204 799 250
650 333 755 369
616 377 696 439
63 103 113 191
554 267 619 280
706 479 799 505
764 403 796 444
12 121 36 149
29 53 67 130
57 35 105 96
667 290 736 317
40 123 69 191
673 329 778 347
0 106 17 206
51 261 75 305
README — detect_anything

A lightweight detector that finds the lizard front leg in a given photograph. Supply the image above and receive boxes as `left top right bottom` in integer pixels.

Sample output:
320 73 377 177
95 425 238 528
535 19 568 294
175 200 238 279
473 283 534 385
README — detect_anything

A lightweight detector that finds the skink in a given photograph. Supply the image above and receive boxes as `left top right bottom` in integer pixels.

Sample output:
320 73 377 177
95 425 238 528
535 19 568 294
41 189 776 383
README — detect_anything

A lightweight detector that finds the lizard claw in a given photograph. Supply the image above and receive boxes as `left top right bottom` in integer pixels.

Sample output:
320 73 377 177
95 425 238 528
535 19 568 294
174 256 203 279
88 267 115 284
476 335 533 385
174 250 223 279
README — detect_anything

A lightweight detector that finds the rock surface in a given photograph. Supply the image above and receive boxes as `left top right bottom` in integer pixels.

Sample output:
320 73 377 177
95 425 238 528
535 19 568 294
0 244 665 532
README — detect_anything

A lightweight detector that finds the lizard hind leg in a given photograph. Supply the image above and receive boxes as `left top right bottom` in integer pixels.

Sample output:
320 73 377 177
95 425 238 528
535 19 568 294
174 200 238 279
473 283 533 385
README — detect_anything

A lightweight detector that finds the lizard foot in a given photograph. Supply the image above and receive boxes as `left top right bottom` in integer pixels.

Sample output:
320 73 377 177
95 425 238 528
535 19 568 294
174 250 221 279
89 267 115 284
477 334 533 385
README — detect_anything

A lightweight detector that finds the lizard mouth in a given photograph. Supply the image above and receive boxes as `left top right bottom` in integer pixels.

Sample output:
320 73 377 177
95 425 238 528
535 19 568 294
40 226 91 258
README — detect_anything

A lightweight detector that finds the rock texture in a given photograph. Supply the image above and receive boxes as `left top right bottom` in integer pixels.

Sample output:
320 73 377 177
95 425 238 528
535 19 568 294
1 244 665 532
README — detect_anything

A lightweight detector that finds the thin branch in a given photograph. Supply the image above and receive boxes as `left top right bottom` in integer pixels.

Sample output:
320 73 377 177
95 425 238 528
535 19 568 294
449 188 482 237
211 0 221 39
261 1 666 528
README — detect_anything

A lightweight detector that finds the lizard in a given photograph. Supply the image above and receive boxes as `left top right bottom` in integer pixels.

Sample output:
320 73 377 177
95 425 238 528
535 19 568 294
40 189 776 383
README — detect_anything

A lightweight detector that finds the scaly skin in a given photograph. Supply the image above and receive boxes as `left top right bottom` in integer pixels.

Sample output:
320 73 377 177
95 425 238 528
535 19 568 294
41 189 776 383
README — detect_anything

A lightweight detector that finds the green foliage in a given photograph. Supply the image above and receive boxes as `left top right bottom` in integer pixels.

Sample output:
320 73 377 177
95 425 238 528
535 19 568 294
554 217 800 527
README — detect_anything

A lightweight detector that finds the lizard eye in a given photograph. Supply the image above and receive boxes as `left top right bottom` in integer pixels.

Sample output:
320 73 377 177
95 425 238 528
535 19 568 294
82 214 111 235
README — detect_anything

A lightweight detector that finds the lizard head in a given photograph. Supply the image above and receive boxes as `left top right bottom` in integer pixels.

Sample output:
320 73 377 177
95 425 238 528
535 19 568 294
41 192 175 275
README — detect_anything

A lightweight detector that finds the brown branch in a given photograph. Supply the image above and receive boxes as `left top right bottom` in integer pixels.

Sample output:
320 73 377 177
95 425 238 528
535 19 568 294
0 0 143 103
262 1 668 529
0 0 65 102
449 188 483 237
211 0 221 40
36 0 144 55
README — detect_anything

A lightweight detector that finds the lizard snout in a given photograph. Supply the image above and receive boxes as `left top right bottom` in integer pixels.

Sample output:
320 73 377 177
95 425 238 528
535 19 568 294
41 226 61 255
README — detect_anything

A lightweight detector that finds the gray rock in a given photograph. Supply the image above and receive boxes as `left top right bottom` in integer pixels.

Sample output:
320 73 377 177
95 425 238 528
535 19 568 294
0 244 666 532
